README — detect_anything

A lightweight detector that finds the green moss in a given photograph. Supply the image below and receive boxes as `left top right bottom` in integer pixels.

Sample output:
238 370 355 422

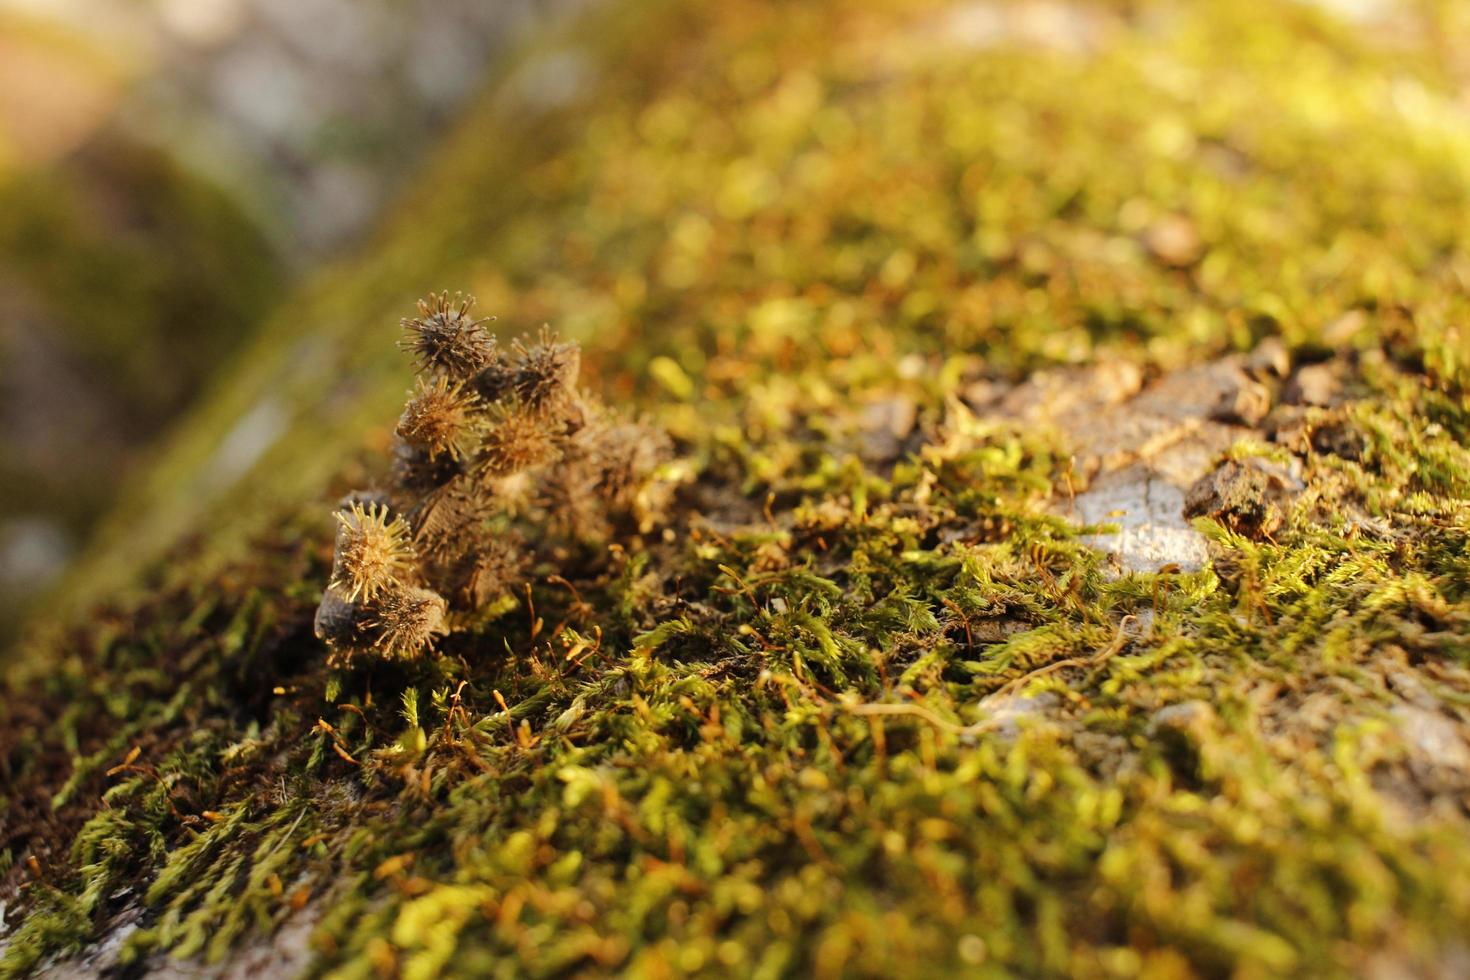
4 0 1470 976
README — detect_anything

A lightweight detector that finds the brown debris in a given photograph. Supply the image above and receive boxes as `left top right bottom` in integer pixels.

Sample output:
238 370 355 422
1244 336 1291 380
1208 369 1272 427
1283 362 1344 407
1183 458 1300 540
986 339 1329 571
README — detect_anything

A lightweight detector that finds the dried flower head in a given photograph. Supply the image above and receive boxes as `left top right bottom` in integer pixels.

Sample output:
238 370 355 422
366 585 448 659
480 468 536 518
314 588 369 650
316 289 674 664
400 292 497 378
539 455 608 540
391 442 462 497
476 405 561 478
331 502 414 601
408 477 495 559
442 532 527 609
589 421 672 511
512 329 581 419
471 358 518 404
541 417 671 538
397 376 482 460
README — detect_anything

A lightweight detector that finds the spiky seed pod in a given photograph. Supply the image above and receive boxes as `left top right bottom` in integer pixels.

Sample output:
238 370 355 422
399 292 497 379
475 404 561 479
408 476 495 560
337 489 394 514
365 585 447 659
331 502 414 601
314 588 371 651
589 421 672 511
512 329 581 419
397 376 482 460
471 357 518 405
462 547 526 609
440 532 527 609
324 290 676 666
539 453 610 540
539 417 672 538
392 441 462 497
484 468 535 517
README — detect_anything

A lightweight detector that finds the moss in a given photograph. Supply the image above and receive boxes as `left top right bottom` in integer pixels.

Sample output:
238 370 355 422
5 0 1470 976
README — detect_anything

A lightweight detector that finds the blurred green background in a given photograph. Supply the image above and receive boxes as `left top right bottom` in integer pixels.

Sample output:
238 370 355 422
0 0 585 639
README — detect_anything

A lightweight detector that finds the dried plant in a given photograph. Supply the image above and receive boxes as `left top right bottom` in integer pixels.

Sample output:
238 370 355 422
399 292 498 378
315 293 671 663
366 585 449 659
330 502 414 601
396 376 483 461
511 328 582 420
476 404 562 478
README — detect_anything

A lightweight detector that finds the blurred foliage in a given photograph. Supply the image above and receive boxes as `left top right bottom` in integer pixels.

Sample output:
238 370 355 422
0 139 282 423
0 133 282 639
0 11 283 638
3 0 1470 976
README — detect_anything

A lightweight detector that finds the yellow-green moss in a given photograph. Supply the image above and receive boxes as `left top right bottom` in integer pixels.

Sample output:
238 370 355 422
4 1 1470 977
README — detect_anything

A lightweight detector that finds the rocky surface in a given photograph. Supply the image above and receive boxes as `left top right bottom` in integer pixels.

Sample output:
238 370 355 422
979 347 1315 574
